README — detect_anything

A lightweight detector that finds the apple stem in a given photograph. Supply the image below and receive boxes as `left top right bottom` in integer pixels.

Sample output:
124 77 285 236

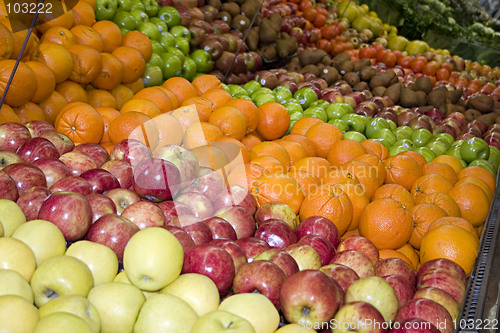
302 306 311 318
44 289 58 299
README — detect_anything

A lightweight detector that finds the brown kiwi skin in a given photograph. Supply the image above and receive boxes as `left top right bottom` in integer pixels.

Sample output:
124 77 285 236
369 74 391 90
359 67 376 81
353 81 369 91
372 86 386 96
299 64 320 77
384 82 402 104
298 49 328 66
464 109 482 122
220 2 240 17
466 95 495 114
476 113 496 128
343 72 360 87
399 87 420 108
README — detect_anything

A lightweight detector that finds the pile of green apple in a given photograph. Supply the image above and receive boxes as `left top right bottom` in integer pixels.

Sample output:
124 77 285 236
95 0 213 85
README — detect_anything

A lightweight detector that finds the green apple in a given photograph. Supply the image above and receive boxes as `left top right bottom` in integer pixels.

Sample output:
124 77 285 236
289 111 304 124
134 293 198 333
65 240 119 286
303 106 328 122
170 25 191 42
445 144 465 160
38 295 100 333
0 295 38 333
410 128 433 147
243 80 261 95
372 137 392 149
251 87 274 99
219 293 280 333
394 126 413 140
294 87 318 109
32 312 93 333
175 37 190 56
191 310 255 333
425 138 449 156
142 64 164 87
148 52 165 68
488 146 500 171
343 131 367 142
460 137 490 163
309 100 329 108
148 18 169 36
328 119 348 133
412 146 436 163
130 1 145 10
130 9 149 25
161 273 220 316
123 227 183 292
140 0 159 17
159 32 176 49
164 46 185 64
96 0 118 21
365 118 390 139
282 97 300 105
468 159 497 175
433 133 455 147
371 128 396 147
228 85 248 97
386 119 397 131
158 6 181 29
112 11 137 31
30 255 94 307
116 0 133 12
285 103 303 114
341 113 366 133
253 93 277 106
190 49 213 73
389 144 410 156
12 219 66 266
137 22 161 41
0 199 26 236
181 57 197 81
273 86 293 103
160 53 182 79
87 282 146 333
0 269 33 303
326 102 353 120
0 237 36 281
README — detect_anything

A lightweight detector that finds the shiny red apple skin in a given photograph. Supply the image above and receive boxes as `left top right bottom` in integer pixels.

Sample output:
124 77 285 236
73 143 109 167
174 192 214 219
86 213 140 261
254 219 297 250
104 188 141 215
3 162 47 194
215 206 256 239
16 137 60 163
394 298 454 333
254 201 298 230
0 150 24 169
39 131 74 155
253 248 299 278
182 244 236 295
101 159 133 189
236 237 271 263
80 168 120 194
33 157 71 188
38 191 92 242
133 158 181 202
179 166 225 202
416 258 467 284
209 238 247 272
233 260 287 309
109 139 151 168
417 268 466 304
320 263 360 293
16 186 51 220
121 201 165 229
157 200 193 223
162 225 195 253
333 301 388 333
153 144 200 190
25 120 55 137
337 236 379 265
298 235 336 266
202 216 237 240
0 122 31 152
0 170 19 201
182 221 213 245
59 151 98 176
389 318 441 333
376 258 417 287
213 184 257 215
330 250 375 279
49 175 93 196
167 215 202 228
295 215 340 247
383 274 416 308
86 193 117 223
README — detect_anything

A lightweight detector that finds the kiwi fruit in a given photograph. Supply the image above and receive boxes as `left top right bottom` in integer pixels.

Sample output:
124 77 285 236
466 95 494 114
208 0 222 9
427 86 447 108
381 70 398 85
321 55 333 66
332 52 351 66
384 82 402 104
353 81 369 91
446 89 463 104
352 59 369 72
232 14 251 32
338 61 354 75
359 66 376 81
299 64 320 77
319 66 340 85
287 59 301 72
240 0 259 18
369 74 391 89
372 86 386 96
276 36 297 58
416 91 427 106
344 72 360 87
268 13 283 31
218 11 232 25
259 20 278 43
411 77 433 94
220 2 240 17
246 27 259 51
298 49 327 66
476 113 496 128
400 87 420 108
258 44 277 62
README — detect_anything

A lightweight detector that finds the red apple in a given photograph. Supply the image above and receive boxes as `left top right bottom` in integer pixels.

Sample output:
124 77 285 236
157 200 194 223
49 175 93 196
213 184 257 215
209 238 247 272
332 301 388 333
235 237 270 263
153 144 199 189
86 213 140 261
413 287 460 321
174 192 214 219
215 205 256 239
298 235 335 266
330 250 375 279
38 191 92 242
3 162 47 194
382 275 416 308
254 201 298 231
25 120 55 137
121 201 165 229
33 157 71 188
295 215 340 247
16 186 51 221
0 122 31 152
39 130 74 155
162 225 195 253
0 169 18 201
394 298 454 333
376 258 417 286
59 151 97 176
104 188 141 215
101 159 133 189
254 219 297 250
86 193 117 223
416 258 467 284
389 318 441 333
73 143 109 167
133 157 181 202
320 263 360 293
179 166 226 202
182 221 212 245
253 248 299 278
16 137 59 163
0 150 24 169
202 216 237 240
109 139 151 168
337 236 379 265
417 268 465 304
80 168 120 194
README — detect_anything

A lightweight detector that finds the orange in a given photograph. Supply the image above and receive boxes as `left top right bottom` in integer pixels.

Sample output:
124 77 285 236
201 88 233 109
457 166 496 193
6 18 37 60
0 60 38 107
428 216 477 238
108 111 158 148
112 46 145 84
39 90 68 124
290 117 322 136
171 104 202 134
305 122 344 159
96 106 120 143
67 44 102 84
36 0 74 34
209 105 247 141
299 184 353 235
56 81 89 103
333 182 370 230
192 74 222 94
252 172 305 214
448 182 490 226
327 139 367 167
110 84 134 110
0 104 21 123
409 203 448 249
455 176 493 201
71 0 96 27
227 163 269 190
226 98 259 134
162 77 198 104
353 153 386 185
411 174 454 204
55 102 104 144
432 155 465 174
157 86 179 109
420 224 479 276
250 155 285 173
384 154 423 191
321 167 360 187
151 113 183 147
241 132 262 151
358 198 414 250
250 141 291 171
25 61 56 104
14 102 46 123
256 102 290 141
87 89 117 109
134 86 173 114
81 0 97 10
342 228 360 240
0 22 14 60
281 133 317 157
40 26 75 48
124 77 145 94
290 156 331 179
190 144 230 175
181 96 214 122
422 162 458 185
286 170 321 197
396 243 419 270
91 52 123 90
276 139 308 166
418 192 462 218
121 30 152 62
360 139 389 160
378 249 414 268
91 20 122 53
342 160 379 199
182 122 224 150
30 41 73 83
373 183 415 210
213 137 251 166
397 150 427 169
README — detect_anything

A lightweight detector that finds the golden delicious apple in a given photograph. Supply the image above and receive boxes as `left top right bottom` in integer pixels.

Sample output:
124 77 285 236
191 310 256 333
33 312 93 333
0 236 36 281
0 220 3 237
12 219 66 266
0 199 26 236
0 294 38 333
275 323 317 332
113 271 158 299
0 268 33 303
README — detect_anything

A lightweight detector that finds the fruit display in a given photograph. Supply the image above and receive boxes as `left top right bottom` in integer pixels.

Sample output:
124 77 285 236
0 0 500 331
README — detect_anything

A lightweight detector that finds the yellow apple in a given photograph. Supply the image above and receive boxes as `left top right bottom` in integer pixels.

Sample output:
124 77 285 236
33 312 93 333
0 268 33 303
275 323 317 332
160 273 220 316
219 293 280 333
113 271 159 299
30 255 95 307
123 227 184 291
87 281 146 333
0 199 26 236
0 236 36 281
191 310 256 333
38 295 101 333
65 240 119 286
134 293 198 333
0 294 38 333
0 220 3 237
12 219 66 266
